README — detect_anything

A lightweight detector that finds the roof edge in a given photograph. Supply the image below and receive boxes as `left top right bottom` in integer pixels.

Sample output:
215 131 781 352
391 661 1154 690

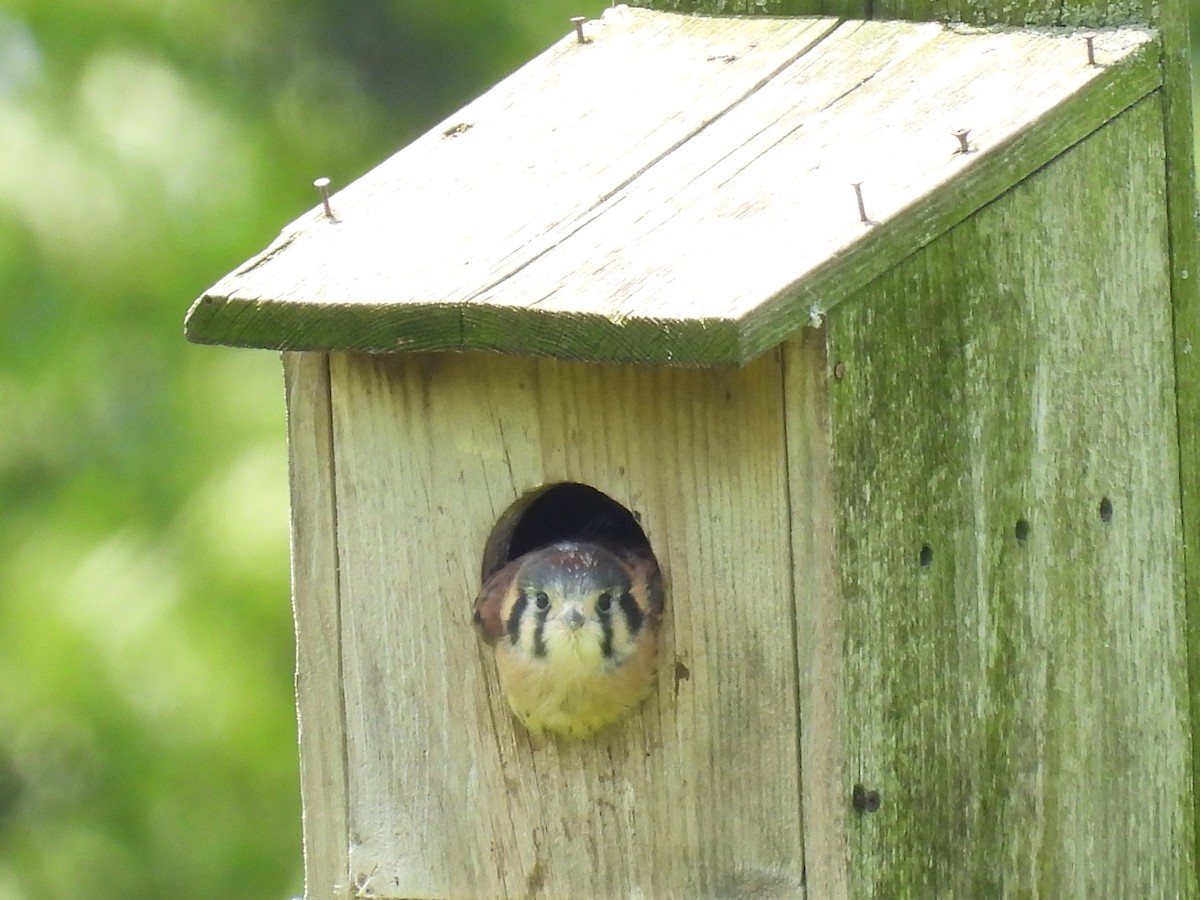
733 28 1162 363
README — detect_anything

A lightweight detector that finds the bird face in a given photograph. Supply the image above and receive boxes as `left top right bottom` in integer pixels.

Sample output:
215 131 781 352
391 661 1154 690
507 552 641 670
474 541 662 738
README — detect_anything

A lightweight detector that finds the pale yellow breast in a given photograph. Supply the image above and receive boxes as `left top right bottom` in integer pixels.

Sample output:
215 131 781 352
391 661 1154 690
495 635 658 739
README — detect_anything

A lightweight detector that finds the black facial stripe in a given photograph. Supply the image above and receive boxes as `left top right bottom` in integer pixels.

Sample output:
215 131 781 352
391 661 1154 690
506 594 527 645
532 601 550 658
618 590 643 635
599 603 614 658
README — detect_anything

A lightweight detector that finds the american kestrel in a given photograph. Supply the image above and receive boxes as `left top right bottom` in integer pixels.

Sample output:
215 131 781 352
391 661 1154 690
474 540 663 739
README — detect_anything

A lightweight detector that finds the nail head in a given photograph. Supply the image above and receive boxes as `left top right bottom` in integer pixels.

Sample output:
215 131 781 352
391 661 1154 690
313 177 334 219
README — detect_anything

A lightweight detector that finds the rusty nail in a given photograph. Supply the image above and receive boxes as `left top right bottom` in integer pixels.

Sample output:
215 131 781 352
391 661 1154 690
851 182 869 225
1083 32 1097 66
953 128 971 154
833 361 847 380
313 176 334 219
852 783 881 813
571 16 588 44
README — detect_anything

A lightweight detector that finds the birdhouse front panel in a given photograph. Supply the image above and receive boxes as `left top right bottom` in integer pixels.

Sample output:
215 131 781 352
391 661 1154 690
826 96 1195 895
284 346 829 898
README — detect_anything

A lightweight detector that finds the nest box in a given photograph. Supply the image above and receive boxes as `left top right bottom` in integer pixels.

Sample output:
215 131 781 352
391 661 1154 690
186 5 1200 898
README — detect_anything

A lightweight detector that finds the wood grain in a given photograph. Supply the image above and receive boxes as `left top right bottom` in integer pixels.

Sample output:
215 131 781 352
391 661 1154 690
783 329 848 899
467 23 1157 361
326 349 804 898
187 7 837 360
186 11 1158 366
625 0 860 12
1149 0 1200 875
827 97 1195 897
283 352 351 899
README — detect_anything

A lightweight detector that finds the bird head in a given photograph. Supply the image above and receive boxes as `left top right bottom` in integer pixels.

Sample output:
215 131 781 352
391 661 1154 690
505 543 644 669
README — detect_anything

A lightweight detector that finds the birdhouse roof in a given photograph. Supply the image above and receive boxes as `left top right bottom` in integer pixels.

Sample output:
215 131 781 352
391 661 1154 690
185 7 1157 366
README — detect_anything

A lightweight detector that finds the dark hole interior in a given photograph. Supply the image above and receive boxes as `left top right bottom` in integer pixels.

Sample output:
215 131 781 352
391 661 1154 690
481 482 651 581
918 544 933 568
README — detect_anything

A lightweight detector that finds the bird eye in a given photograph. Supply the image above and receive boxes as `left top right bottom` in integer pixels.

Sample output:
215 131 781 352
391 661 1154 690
534 591 550 610
597 592 612 612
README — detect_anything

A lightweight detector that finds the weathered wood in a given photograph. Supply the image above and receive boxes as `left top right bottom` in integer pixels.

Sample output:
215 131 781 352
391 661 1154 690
870 0 1159 27
630 0 1159 27
283 352 351 899
186 10 1158 367
784 329 849 899
627 0 860 13
827 97 1195 896
326 349 805 898
740 23 1160 356
469 21 1160 365
636 0 1200 877
187 8 838 360
1152 0 1200 876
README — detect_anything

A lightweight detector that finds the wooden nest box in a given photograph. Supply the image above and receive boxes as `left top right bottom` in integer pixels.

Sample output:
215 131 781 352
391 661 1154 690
186 3 1200 898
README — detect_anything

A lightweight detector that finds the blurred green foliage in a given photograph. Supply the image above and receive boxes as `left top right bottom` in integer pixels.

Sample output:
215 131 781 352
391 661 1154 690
0 1 603 897
1 0 1198 898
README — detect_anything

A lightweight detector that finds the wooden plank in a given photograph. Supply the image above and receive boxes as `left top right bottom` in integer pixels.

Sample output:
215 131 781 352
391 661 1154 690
187 8 839 353
633 0 1163 29
186 12 1159 368
1148 0 1200 879
328 349 803 898
626 0 863 13
282 352 351 900
827 97 1195 897
737 24 1160 359
873 0 1163 28
783 329 849 899
466 22 1158 364
822 0 1200 863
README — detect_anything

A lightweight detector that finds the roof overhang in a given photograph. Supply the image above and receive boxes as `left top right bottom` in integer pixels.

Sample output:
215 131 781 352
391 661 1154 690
186 6 1159 366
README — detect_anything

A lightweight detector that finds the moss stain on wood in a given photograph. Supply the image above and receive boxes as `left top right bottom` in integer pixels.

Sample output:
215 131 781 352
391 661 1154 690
828 97 1194 896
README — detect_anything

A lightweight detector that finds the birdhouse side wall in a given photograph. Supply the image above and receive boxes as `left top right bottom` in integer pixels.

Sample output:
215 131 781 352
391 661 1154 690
282 346 839 898
825 95 1195 896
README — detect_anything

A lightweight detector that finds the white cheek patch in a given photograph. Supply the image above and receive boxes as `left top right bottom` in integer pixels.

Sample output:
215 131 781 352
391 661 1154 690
600 605 634 664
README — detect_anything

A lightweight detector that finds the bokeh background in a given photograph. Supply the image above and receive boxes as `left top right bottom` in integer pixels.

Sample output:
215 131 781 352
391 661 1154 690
0 2 1197 898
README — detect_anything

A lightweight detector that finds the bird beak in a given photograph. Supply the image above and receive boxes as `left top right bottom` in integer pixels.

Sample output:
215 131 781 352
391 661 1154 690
560 605 586 632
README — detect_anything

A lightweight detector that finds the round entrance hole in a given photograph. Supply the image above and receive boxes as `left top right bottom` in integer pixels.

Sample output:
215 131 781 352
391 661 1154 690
480 482 654 581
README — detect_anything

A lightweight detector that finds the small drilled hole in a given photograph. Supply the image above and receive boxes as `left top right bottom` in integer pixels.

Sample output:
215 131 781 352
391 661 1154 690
1014 519 1030 543
918 544 933 568
1099 497 1113 523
